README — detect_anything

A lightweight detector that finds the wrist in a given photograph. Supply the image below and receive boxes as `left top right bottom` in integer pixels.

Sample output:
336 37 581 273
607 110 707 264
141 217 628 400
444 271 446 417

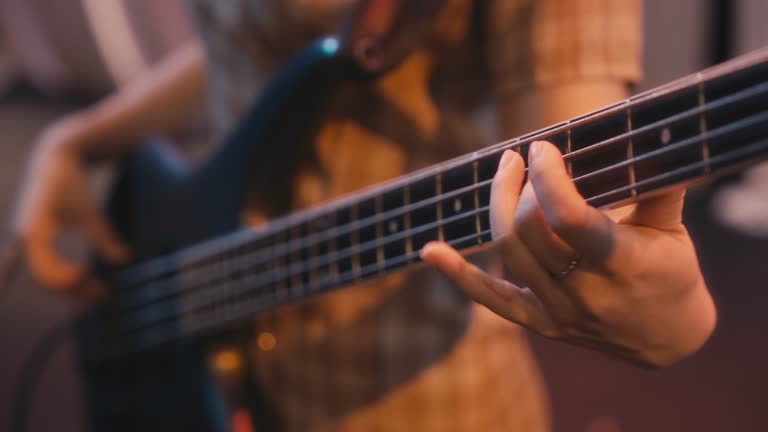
641 280 717 368
65 108 108 161
44 107 118 164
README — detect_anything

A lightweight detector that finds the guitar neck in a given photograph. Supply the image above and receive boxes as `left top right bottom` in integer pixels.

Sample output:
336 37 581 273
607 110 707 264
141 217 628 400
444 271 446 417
99 46 768 358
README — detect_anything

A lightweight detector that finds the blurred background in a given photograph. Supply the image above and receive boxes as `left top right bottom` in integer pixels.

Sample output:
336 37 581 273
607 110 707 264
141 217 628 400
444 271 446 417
1 0 767 431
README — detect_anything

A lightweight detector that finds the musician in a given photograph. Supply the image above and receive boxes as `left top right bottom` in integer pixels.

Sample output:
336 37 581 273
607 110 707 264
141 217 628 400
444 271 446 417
11 0 715 430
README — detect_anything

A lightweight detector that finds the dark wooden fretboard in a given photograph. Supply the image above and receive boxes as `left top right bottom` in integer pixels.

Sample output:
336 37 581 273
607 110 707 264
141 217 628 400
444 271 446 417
92 46 768 358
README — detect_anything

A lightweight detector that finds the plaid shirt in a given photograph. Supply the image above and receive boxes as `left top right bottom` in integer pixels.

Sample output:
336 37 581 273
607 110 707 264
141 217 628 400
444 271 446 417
188 0 641 430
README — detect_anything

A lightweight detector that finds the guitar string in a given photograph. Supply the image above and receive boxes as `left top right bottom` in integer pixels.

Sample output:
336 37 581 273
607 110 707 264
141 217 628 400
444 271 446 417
93 227 495 357
112 78 768 299
112 110 768 341
180 230 490 336
98 131 768 357
122 206 491 330
116 180 491 307
84 51 768 357
109 116 768 356
114 104 768 331
114 89 768 314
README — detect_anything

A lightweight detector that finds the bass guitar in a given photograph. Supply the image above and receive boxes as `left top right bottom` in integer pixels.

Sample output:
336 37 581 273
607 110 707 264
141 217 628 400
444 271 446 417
75 38 768 431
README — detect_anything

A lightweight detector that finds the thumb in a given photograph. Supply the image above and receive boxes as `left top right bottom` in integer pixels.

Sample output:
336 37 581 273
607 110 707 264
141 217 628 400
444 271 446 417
624 188 686 231
78 202 130 265
24 216 87 290
420 241 549 330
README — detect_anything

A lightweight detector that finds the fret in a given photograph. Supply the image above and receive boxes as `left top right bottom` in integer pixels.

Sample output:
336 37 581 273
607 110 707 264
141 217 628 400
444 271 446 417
403 184 414 258
542 130 569 156
349 203 362 278
308 213 334 289
240 236 270 304
569 111 632 204
374 194 385 273
704 59 768 103
409 175 440 252
355 197 379 276
516 139 529 161
215 242 232 297
327 211 339 283
288 224 305 296
704 60 768 161
440 163 482 248
380 187 408 271
565 128 574 177
474 154 496 241
334 207 354 279
587 116 768 206
254 236 276 303
436 173 444 242
273 230 289 299
472 159 482 244
306 219 319 287
626 105 638 197
697 80 712 174
631 86 703 195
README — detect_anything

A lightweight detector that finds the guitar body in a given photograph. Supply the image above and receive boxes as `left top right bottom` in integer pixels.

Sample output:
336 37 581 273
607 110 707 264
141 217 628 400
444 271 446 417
76 139 237 432
74 39 367 432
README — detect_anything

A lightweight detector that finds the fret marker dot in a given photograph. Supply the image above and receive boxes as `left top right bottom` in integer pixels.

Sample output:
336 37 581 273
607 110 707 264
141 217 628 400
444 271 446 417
388 220 399 233
453 199 462 213
213 349 242 373
257 332 277 351
660 128 672 145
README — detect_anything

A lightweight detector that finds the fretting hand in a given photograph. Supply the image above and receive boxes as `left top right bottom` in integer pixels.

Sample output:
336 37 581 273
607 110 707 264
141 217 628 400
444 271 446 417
421 140 716 367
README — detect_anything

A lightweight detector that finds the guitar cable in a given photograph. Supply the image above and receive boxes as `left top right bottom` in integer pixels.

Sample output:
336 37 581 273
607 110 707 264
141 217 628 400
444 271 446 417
9 320 71 432
1 240 70 432
0 240 22 302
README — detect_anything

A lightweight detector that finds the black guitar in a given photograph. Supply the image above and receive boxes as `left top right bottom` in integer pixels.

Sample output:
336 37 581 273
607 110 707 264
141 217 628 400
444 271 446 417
73 37 768 431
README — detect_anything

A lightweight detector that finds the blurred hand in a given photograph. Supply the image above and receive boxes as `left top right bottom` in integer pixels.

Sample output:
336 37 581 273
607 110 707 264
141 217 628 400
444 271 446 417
3 41 205 303
422 141 716 367
10 115 129 303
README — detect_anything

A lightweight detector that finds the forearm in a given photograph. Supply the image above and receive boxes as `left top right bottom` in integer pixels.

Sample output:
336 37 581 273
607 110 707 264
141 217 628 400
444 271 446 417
65 40 207 161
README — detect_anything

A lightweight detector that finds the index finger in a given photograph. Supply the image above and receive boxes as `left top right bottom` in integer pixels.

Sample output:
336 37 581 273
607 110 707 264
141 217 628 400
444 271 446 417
527 140 617 263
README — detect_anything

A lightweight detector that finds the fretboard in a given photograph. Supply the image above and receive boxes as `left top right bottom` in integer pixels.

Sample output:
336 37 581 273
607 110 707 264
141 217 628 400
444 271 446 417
93 46 768 359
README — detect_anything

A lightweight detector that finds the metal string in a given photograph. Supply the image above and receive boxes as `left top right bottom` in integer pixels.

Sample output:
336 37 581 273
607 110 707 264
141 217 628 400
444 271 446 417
94 227 495 358
114 91 768 319
106 113 768 355
85 63 768 357
113 78 768 304
121 205 491 330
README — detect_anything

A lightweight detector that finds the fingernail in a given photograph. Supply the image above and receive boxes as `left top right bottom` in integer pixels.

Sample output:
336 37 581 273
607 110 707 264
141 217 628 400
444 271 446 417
423 240 443 252
528 141 543 164
420 242 434 259
499 150 515 169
